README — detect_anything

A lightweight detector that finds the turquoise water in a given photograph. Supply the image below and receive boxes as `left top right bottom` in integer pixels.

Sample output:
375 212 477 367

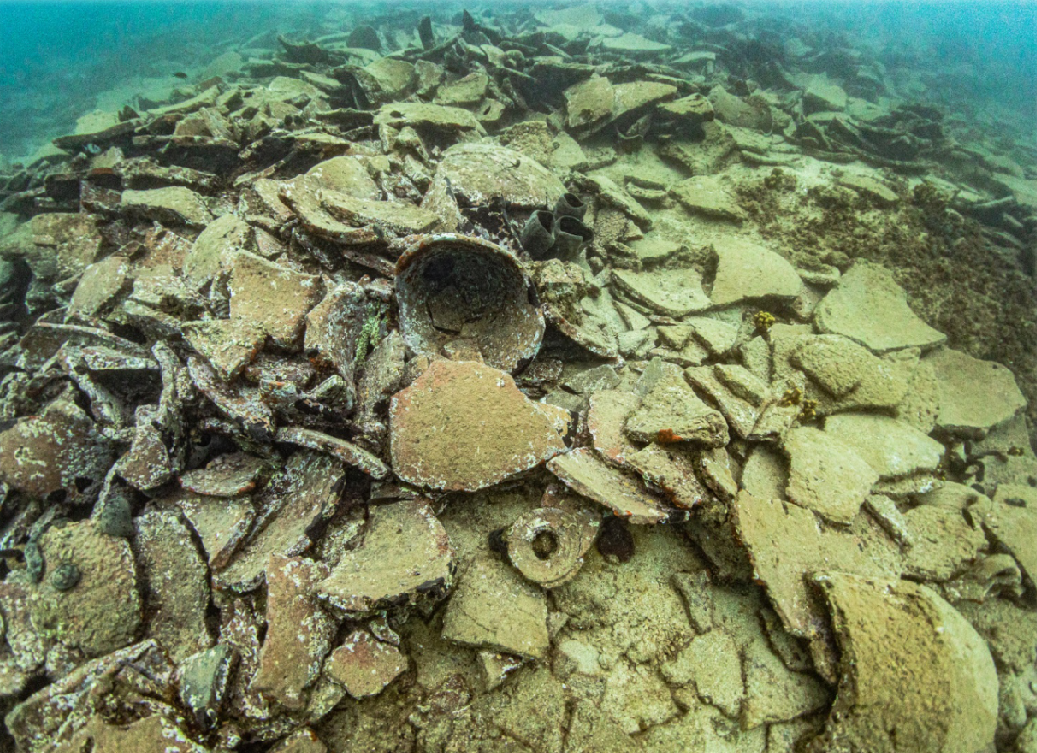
0 1 1034 162
0 1 310 159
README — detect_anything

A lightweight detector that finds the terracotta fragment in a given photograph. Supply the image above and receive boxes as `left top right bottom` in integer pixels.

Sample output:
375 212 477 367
323 629 407 699
548 448 669 524
253 555 336 710
390 359 564 492
807 573 997 753
317 500 454 615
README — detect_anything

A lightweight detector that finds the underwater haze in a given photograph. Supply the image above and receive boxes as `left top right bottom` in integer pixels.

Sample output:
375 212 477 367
0 1 1035 162
0 2 1036 753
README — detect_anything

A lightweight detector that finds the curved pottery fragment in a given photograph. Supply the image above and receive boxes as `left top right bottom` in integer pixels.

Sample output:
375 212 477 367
504 507 597 588
806 573 997 753
395 233 545 373
428 143 565 210
390 359 566 492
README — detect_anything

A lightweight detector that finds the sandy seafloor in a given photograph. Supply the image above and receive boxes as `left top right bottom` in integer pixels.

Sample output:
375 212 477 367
0 2 1036 752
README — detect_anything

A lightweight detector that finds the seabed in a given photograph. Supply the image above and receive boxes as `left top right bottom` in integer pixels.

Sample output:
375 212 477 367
0 3 1035 752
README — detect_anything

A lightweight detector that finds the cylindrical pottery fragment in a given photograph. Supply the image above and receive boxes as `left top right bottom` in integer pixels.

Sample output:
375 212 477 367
553 192 586 221
520 209 556 260
395 233 545 373
552 215 594 258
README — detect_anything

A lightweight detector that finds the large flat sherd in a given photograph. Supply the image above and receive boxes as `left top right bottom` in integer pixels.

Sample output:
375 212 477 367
548 448 668 524
322 190 439 235
441 555 549 659
814 261 945 353
63 715 209 753
658 93 714 124
0 397 113 500
983 485 1037 589
430 143 564 209
182 318 266 382
838 173 898 206
565 76 615 130
627 443 710 510
587 389 642 466
31 212 102 279
687 317 739 356
121 187 212 227
670 175 746 222
627 236 682 266
375 102 482 132
228 251 321 350
29 521 141 657
434 71 489 106
307 155 381 199
901 505 985 581
709 237 802 306
809 573 996 753
611 267 711 317
784 427 879 524
185 214 253 288
134 512 212 663
536 261 620 359
361 57 415 101
317 500 454 615
69 256 129 317
253 555 336 710
174 493 254 571
824 414 944 479
793 335 912 410
601 33 672 56
791 335 865 397
582 174 653 229
612 80 677 117
685 366 758 439
625 378 729 447
390 360 565 492
926 348 1027 437
730 491 901 638
52 107 132 149
660 630 743 717
741 445 788 501
280 175 380 246
803 78 848 113
742 638 830 728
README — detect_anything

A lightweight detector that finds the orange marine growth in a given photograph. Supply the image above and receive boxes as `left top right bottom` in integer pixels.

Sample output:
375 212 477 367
657 428 683 444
